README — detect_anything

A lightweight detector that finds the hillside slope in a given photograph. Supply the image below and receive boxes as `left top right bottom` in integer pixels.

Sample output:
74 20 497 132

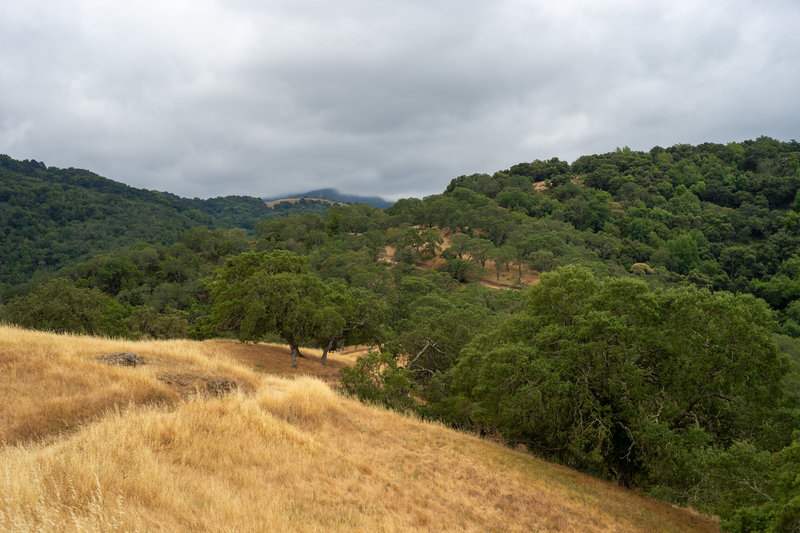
0 155 271 287
0 326 717 532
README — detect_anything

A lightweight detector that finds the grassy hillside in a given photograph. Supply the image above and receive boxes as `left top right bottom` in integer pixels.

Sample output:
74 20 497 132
0 325 717 532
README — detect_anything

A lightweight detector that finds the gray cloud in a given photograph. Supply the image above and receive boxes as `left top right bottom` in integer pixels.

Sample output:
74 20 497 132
2 0 799 200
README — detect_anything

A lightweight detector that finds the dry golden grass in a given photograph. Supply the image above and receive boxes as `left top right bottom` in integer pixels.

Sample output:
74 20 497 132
382 228 542 290
0 325 357 445
0 325 718 532
0 325 261 446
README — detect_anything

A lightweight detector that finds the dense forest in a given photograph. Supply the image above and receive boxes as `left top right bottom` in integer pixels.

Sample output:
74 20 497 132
0 156 347 293
1 137 799 531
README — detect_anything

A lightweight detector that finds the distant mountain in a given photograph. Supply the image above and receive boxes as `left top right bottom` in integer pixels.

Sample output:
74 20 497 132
263 188 393 208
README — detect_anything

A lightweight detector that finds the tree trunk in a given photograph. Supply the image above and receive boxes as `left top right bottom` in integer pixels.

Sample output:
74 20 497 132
290 343 300 368
615 461 637 489
321 338 335 365
611 420 637 488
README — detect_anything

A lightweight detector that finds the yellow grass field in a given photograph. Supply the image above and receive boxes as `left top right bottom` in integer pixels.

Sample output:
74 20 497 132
0 325 718 532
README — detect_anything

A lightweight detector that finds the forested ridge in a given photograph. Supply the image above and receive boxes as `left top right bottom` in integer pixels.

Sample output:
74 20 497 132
2 137 800 531
0 155 336 291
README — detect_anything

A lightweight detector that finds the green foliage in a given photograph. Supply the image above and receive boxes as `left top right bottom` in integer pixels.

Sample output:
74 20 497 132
445 174 502 198
264 198 336 221
312 281 387 363
443 233 472 259
389 294 493 383
1 278 128 337
340 351 414 410
490 245 517 280
450 266 787 493
189 195 274 229
124 305 189 339
0 155 270 287
437 257 481 283
391 226 443 263
209 251 319 344
721 435 800 533
207 250 382 368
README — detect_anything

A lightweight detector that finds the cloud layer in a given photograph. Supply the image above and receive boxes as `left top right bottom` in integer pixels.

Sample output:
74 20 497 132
2 0 799 199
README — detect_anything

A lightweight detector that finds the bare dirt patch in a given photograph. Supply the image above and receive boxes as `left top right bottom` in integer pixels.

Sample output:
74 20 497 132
202 339 352 386
481 262 541 289
157 373 245 397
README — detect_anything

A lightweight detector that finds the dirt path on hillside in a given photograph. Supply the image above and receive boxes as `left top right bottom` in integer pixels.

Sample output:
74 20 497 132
204 340 367 385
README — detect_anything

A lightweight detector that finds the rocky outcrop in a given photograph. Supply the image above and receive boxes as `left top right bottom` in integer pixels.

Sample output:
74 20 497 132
97 352 144 366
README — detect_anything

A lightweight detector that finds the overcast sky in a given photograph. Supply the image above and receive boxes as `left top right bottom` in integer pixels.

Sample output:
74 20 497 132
2 1 798 200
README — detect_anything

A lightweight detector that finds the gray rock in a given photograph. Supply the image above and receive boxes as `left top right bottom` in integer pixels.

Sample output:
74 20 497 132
97 352 144 367
205 377 236 395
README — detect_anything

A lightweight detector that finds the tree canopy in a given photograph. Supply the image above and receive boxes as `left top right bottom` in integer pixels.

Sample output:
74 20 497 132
450 266 789 495
209 250 326 367
208 250 384 367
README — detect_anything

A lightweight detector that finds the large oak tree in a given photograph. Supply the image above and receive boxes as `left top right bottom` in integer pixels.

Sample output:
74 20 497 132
209 250 328 367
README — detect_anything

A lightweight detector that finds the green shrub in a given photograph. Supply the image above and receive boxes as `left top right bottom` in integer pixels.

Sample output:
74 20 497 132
340 351 413 411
